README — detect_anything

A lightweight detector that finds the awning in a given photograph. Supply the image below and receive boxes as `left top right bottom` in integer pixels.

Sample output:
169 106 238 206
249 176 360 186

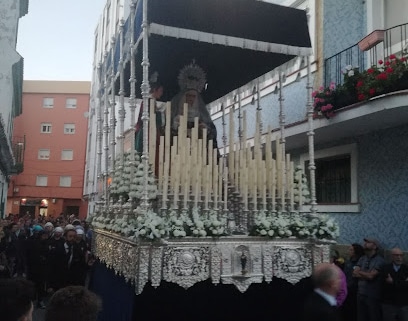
114 0 312 103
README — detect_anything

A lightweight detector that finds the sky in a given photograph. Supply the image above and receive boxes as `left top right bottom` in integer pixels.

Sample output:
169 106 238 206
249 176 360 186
17 0 107 81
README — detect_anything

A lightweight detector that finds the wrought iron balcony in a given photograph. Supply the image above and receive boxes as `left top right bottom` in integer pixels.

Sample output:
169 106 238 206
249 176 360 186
325 23 408 87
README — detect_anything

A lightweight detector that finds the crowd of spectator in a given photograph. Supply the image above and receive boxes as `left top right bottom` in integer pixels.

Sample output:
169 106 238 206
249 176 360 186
306 238 408 321
0 213 95 309
1 213 406 321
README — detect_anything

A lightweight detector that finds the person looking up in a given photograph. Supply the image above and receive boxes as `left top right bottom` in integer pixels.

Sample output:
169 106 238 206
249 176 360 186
381 247 408 321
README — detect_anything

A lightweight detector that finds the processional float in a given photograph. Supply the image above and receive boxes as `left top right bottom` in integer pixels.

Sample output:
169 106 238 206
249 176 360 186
91 0 338 294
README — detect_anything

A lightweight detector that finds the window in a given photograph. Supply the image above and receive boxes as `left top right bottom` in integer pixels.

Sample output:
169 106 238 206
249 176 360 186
66 98 77 108
38 149 50 160
64 123 75 134
314 156 351 203
59 176 72 187
41 123 52 133
61 149 74 160
43 98 54 108
36 175 48 186
299 144 359 213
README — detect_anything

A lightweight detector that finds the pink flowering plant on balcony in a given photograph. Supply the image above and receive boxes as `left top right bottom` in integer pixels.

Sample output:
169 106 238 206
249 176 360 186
312 83 336 119
313 50 408 119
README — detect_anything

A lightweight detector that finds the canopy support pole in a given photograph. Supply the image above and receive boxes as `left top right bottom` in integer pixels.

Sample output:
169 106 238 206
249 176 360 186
141 0 151 212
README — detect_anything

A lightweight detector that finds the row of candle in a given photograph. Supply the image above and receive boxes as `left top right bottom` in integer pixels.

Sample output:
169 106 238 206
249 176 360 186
147 101 301 211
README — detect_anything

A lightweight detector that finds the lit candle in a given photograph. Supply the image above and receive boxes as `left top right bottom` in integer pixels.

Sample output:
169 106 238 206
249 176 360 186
149 100 156 170
272 159 276 211
162 158 169 209
213 148 218 209
229 111 235 181
184 138 191 209
173 154 180 208
158 135 164 191
290 161 294 212
262 161 267 210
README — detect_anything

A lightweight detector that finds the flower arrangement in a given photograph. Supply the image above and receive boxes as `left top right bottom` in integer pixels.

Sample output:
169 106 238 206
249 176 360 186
167 208 227 238
309 214 340 240
252 211 339 241
356 53 408 101
293 166 311 205
204 210 227 236
252 211 292 238
289 213 312 238
313 51 408 119
129 210 167 241
312 83 336 119
168 210 190 238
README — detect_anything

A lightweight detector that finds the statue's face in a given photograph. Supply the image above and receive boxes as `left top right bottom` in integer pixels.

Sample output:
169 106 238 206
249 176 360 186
185 90 197 106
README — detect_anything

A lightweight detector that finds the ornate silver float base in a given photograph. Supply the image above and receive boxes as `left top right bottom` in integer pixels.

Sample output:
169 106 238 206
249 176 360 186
93 230 332 295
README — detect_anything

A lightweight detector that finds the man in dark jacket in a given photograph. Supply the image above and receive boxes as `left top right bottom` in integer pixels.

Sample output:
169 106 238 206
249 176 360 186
381 248 408 321
302 263 341 321
48 226 86 291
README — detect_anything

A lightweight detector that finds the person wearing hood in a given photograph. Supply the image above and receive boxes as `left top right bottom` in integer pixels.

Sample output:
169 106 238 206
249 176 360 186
26 229 49 309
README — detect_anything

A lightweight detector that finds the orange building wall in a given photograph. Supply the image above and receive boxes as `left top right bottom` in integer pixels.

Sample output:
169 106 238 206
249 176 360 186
7 81 90 219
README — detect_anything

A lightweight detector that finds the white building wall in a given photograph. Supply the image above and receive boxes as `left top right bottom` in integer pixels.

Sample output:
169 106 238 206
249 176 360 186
0 0 27 218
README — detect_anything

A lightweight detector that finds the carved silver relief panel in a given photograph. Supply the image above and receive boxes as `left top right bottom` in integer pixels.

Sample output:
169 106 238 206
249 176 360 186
163 246 210 289
150 246 163 288
136 246 150 295
272 246 313 284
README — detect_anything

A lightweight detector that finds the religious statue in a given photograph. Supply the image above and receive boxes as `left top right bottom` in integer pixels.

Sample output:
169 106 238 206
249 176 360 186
240 251 248 275
170 62 218 149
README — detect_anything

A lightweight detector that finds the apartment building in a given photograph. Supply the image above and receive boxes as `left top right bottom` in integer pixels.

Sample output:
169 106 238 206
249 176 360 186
7 81 91 219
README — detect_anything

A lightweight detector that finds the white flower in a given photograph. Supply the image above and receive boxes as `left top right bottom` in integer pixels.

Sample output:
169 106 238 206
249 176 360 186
212 220 221 227
199 230 207 237
260 229 267 236
267 230 274 237
139 229 146 236
348 70 355 77
345 65 352 71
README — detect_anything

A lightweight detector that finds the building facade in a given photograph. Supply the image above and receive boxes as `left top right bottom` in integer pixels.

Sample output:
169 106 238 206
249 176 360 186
208 0 408 249
7 81 91 219
0 0 29 218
